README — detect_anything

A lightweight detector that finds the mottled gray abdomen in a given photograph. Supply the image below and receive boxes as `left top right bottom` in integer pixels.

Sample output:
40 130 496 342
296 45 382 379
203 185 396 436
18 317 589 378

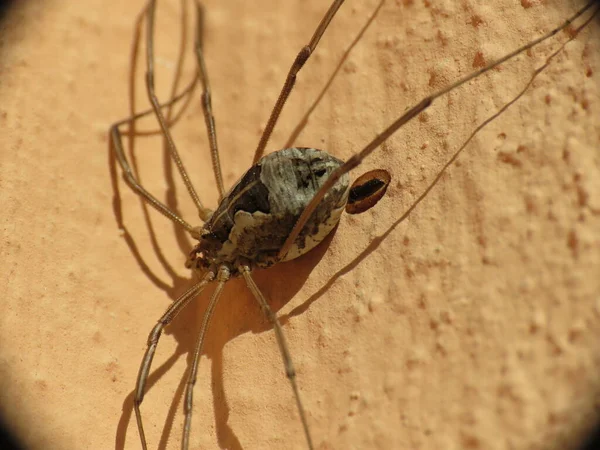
197 147 349 268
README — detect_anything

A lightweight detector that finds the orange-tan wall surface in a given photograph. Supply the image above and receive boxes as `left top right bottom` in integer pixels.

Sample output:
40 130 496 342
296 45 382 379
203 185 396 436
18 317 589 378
1 1 599 449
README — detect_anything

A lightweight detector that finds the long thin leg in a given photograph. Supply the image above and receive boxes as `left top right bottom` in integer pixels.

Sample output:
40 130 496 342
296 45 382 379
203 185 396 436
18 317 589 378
121 76 200 137
110 75 198 254
193 1 226 201
112 107 194 288
239 265 314 450
145 0 212 221
113 75 199 132
126 0 198 137
278 0 599 261
111 111 197 234
110 0 203 235
135 271 216 450
252 0 346 164
182 266 230 450
284 0 385 149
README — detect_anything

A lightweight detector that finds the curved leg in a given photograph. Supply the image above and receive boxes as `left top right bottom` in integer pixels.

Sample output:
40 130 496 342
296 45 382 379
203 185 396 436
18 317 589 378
182 266 230 450
239 265 314 450
278 1 599 261
252 0 346 163
134 271 215 450
110 0 204 234
145 0 212 221
110 114 196 234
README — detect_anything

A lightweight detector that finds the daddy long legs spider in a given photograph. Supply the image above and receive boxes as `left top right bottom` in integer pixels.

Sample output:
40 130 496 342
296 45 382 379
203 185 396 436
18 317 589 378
109 0 600 448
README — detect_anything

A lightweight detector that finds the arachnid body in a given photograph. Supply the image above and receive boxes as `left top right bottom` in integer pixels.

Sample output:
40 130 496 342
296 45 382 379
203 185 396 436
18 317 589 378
108 1 600 449
188 147 349 272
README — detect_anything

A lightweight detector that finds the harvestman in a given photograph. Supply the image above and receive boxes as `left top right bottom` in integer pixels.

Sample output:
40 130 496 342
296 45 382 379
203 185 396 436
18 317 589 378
109 0 598 448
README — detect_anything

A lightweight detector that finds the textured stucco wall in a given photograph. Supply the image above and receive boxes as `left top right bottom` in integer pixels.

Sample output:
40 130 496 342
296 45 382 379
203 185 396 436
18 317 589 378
1 1 599 449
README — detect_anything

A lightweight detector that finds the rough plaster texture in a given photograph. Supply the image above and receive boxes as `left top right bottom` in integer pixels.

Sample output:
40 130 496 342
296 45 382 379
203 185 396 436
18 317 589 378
1 1 599 449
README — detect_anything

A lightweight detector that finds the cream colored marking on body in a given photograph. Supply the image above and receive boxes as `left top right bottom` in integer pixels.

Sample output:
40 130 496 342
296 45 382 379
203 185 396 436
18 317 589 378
208 180 259 227
282 199 348 261
215 210 274 261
